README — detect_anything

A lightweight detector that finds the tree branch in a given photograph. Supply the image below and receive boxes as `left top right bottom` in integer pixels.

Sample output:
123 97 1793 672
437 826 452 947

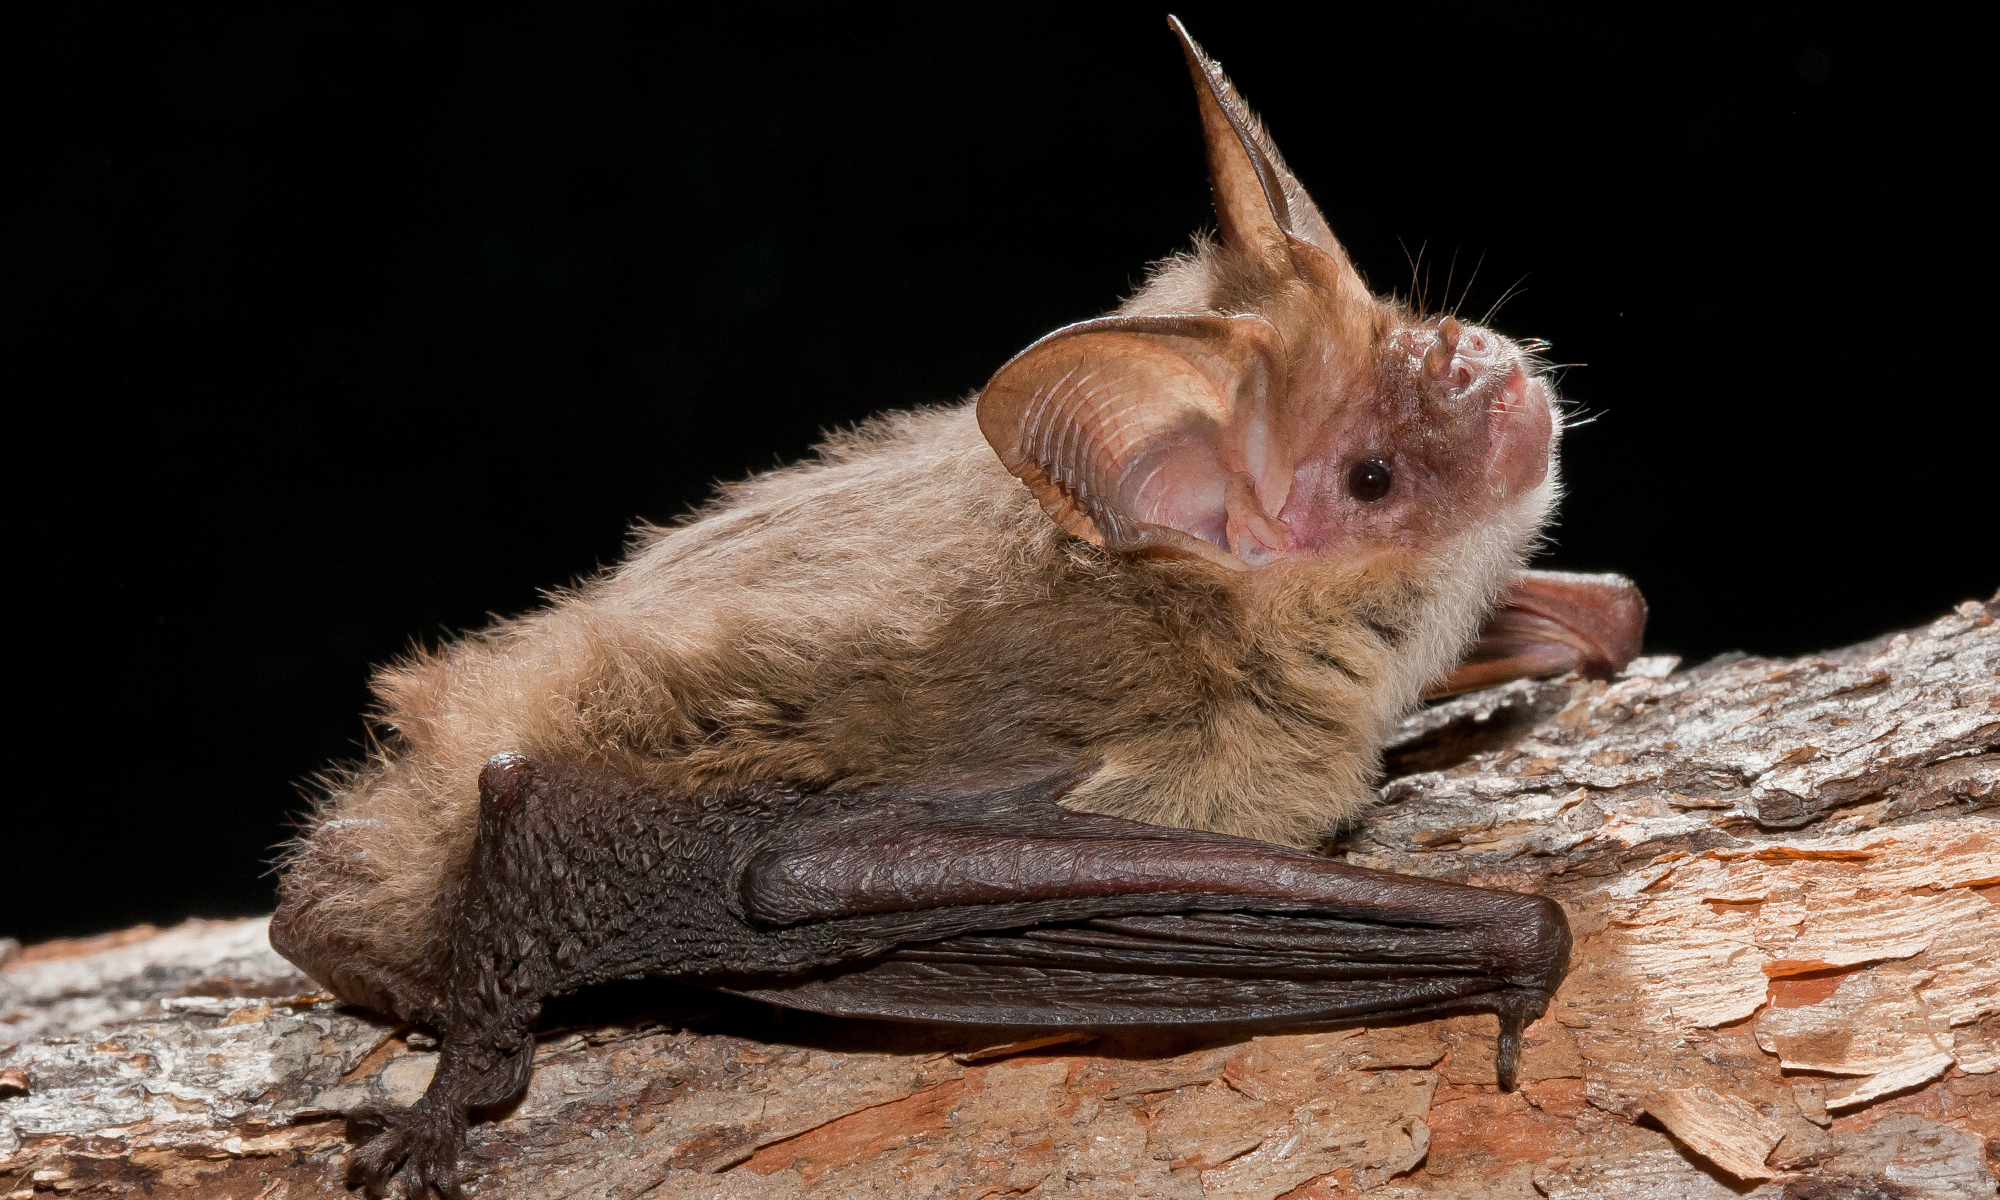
5 597 1994 1199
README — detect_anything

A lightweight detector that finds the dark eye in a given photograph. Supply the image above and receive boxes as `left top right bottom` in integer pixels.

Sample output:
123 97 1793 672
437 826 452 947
1346 459 1393 502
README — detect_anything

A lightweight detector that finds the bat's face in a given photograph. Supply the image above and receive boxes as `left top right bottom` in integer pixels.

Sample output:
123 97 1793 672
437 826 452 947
978 22 1560 582
1277 311 1557 561
977 270 1562 579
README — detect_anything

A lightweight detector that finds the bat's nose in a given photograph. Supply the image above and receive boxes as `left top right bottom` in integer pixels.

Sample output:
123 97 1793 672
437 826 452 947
1422 316 1501 395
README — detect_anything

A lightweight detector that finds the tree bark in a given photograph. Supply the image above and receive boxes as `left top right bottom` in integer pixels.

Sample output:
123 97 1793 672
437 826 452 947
4 597 1995 1199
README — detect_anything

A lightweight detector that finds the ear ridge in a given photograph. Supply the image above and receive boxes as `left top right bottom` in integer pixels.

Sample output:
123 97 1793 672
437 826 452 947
977 315 1288 571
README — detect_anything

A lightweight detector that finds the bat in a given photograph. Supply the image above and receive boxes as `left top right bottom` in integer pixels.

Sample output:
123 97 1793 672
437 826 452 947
271 18 1645 1197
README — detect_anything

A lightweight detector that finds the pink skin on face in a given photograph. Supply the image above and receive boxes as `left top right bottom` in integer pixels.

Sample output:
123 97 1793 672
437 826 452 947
1485 368 1555 499
1270 321 1555 560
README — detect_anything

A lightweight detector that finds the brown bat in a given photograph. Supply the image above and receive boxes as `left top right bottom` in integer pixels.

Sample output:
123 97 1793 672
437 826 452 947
272 18 1644 1198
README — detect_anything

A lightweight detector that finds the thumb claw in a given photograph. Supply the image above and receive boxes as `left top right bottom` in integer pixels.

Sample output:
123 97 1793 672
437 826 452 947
1488 986 1550 1093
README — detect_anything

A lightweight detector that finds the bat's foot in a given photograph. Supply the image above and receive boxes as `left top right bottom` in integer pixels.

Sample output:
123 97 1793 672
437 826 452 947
344 1100 468 1200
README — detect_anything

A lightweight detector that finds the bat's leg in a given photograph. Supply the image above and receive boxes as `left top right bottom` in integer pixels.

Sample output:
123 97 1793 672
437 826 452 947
326 756 570 1199
341 1028 533 1200
1427 569 1648 698
315 753 878 1198
320 753 756 1199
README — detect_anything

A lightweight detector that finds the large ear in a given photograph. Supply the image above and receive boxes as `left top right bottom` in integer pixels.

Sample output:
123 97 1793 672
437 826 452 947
976 314 1291 571
1169 16 1365 298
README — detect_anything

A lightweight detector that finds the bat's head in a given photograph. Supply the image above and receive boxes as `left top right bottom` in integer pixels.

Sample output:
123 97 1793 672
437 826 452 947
978 19 1558 591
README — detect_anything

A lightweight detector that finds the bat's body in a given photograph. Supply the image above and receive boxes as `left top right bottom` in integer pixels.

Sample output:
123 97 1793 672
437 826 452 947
273 21 1644 1198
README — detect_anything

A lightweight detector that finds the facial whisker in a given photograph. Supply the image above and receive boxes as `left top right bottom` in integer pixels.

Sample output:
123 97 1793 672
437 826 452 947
1453 251 1487 319
1442 247 1460 321
1483 276 1531 324
1397 236 1428 315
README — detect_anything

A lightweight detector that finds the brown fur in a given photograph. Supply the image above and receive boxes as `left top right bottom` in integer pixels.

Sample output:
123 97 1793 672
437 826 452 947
279 390 1552 986
275 47 1561 993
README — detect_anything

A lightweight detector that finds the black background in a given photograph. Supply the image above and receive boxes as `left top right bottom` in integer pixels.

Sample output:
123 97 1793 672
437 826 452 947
11 5 1992 944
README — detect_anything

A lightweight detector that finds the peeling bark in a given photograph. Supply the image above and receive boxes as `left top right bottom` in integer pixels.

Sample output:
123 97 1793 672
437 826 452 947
4 596 1995 1199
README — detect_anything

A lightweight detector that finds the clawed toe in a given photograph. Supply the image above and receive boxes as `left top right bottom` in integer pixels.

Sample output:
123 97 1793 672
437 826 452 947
344 1101 468 1199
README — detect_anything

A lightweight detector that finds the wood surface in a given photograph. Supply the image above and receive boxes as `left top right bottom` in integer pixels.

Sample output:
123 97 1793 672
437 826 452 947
4 596 1994 1198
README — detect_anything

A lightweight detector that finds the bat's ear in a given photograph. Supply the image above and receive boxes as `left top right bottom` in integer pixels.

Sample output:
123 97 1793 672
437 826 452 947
978 23 1390 568
976 313 1292 571
1169 17 1368 301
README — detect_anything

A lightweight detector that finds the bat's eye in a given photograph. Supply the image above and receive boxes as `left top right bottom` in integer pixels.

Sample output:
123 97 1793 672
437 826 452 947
1347 459 1393 502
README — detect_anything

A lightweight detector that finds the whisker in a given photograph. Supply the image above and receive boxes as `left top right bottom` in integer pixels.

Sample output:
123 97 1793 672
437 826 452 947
1397 236 1428 315
1442 247 1460 321
1559 397 1605 430
1483 275 1531 324
1453 251 1487 319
